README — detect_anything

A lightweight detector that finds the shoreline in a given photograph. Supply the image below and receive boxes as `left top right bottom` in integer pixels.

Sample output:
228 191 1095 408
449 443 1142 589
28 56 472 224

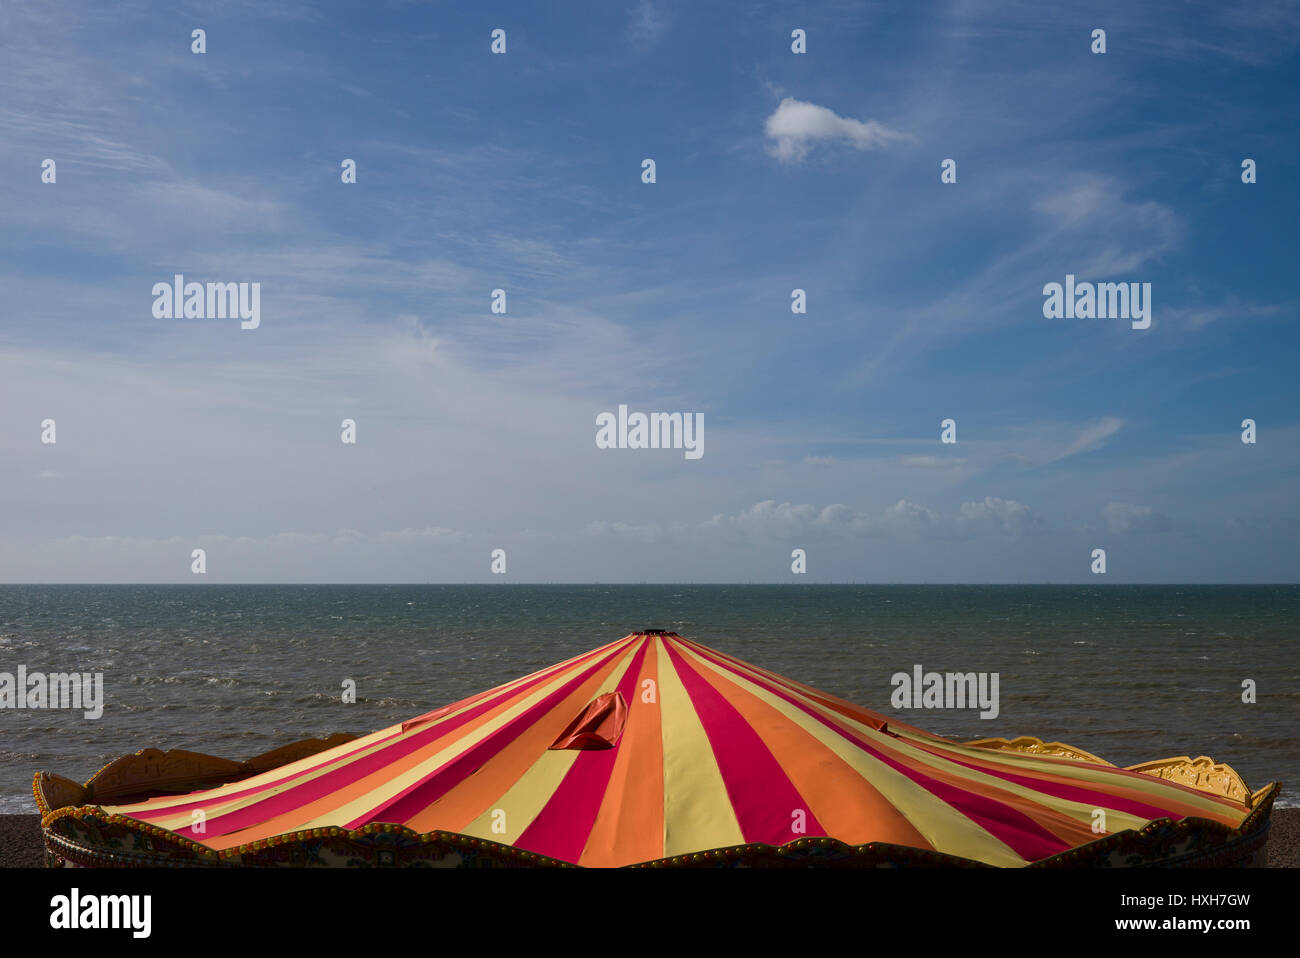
3 808 1296 868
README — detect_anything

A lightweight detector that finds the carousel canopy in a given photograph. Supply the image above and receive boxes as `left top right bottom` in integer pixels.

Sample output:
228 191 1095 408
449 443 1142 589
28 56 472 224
64 630 1265 867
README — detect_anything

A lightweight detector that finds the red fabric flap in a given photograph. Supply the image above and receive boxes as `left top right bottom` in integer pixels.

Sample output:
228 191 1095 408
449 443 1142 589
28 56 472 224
548 691 629 750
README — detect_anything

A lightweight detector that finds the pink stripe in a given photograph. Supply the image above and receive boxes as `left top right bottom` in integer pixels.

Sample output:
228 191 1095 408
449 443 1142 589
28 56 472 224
347 643 634 827
159 643 625 838
663 641 825 846
891 771 1068 861
674 641 1067 860
925 748 1201 821
122 728 406 822
515 640 651 861
677 637 889 728
402 637 634 731
671 641 882 748
816 733 1069 860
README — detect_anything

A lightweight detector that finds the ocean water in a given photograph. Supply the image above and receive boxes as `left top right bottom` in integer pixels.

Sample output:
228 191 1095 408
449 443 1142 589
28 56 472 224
0 584 1295 813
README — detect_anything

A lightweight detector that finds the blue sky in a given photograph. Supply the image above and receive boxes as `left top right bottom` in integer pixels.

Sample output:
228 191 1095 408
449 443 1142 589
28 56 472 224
1 0 1297 582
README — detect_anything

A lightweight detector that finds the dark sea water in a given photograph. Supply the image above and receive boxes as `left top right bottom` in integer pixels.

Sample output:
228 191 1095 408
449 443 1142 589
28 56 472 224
0 584 1295 813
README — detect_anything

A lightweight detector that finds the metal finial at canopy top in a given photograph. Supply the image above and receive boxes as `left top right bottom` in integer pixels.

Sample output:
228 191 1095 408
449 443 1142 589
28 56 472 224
34 631 1279 867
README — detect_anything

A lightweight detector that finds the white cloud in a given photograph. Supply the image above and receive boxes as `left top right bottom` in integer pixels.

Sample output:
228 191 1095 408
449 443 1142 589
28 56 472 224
764 97 912 163
702 501 858 538
879 499 944 534
959 497 1045 536
592 497 1045 544
1102 502 1170 534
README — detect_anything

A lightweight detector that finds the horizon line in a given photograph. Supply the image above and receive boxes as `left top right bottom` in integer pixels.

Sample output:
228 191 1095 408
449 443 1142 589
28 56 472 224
0 582 1295 588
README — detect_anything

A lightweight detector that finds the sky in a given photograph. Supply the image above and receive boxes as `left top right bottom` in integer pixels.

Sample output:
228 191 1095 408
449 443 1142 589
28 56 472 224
0 0 1297 583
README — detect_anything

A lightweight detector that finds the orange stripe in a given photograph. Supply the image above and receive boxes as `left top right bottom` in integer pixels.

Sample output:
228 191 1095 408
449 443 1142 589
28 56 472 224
200 661 596 849
401 637 635 732
403 645 637 834
681 647 935 850
925 746 1246 825
678 637 934 738
579 639 665 866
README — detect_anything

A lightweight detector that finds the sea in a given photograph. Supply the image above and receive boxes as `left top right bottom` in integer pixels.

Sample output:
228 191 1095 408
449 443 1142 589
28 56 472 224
1 584 1295 813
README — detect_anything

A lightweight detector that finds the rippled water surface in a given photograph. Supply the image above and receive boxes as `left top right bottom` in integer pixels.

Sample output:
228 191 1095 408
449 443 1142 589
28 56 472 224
1 584 1295 812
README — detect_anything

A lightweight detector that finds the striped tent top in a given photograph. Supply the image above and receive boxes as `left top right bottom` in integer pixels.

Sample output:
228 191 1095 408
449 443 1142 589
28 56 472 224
100 631 1253 867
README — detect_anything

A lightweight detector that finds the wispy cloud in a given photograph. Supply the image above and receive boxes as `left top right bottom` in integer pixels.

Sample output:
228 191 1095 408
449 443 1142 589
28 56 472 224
1162 299 1289 330
0 3 1293 583
1048 416 1126 464
628 0 666 45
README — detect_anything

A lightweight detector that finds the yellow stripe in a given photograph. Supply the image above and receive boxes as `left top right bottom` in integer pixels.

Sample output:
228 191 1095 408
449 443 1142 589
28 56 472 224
673 644 1026 866
291 656 606 830
935 741 1245 818
459 642 641 842
657 643 744 856
677 643 1166 839
105 724 409 827
109 638 641 824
